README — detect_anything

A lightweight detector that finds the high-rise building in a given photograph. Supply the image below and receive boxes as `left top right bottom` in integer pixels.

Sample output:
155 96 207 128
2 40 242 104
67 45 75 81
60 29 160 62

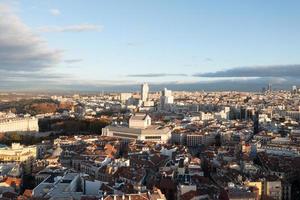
160 88 174 110
292 85 297 94
141 83 149 102
267 83 272 92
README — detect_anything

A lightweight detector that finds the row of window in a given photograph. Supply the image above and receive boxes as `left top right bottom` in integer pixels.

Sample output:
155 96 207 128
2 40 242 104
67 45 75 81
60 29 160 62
113 132 138 139
145 136 161 140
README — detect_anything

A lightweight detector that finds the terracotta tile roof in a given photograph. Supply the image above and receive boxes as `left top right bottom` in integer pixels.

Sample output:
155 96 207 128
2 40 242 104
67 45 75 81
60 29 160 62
5 177 21 187
22 190 32 198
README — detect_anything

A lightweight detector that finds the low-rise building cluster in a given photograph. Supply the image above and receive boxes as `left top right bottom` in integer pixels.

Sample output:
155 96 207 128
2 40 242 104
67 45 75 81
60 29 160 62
1 84 300 199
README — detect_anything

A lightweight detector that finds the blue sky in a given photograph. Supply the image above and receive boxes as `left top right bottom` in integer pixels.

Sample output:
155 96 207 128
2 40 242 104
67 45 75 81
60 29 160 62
1 0 300 90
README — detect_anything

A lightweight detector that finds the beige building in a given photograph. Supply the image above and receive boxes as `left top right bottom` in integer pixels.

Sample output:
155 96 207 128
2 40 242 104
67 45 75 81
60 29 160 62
129 113 151 129
0 117 39 133
120 93 132 103
246 181 262 196
0 143 37 173
186 132 216 147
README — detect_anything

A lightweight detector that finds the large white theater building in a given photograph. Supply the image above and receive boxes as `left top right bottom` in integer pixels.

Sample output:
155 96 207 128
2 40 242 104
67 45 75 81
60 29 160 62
102 113 171 143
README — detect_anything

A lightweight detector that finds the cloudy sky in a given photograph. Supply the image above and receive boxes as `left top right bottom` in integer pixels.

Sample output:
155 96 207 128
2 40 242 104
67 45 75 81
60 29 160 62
1 0 300 91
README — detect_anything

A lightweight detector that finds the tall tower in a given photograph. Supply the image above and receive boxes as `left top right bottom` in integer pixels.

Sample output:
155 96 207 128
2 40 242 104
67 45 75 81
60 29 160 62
160 88 174 110
141 83 149 102
267 83 272 92
292 85 297 94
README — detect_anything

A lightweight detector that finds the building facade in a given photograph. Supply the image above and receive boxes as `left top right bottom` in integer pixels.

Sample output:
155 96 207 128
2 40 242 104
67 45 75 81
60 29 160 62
0 117 39 133
102 113 171 143
0 143 37 174
141 83 149 102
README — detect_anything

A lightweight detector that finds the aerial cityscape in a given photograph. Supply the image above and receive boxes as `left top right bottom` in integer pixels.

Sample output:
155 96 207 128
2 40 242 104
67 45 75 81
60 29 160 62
1 1 300 200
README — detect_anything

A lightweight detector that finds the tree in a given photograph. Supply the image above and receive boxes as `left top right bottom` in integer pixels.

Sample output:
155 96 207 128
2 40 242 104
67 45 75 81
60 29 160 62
9 132 22 142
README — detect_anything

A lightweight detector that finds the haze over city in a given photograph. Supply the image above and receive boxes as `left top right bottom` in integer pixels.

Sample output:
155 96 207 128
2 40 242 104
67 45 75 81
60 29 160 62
2 1 300 200
1 0 300 91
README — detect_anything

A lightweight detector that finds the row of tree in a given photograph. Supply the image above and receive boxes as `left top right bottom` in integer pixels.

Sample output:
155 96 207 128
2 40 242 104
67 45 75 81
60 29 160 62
39 118 110 134
0 132 48 146
0 98 73 115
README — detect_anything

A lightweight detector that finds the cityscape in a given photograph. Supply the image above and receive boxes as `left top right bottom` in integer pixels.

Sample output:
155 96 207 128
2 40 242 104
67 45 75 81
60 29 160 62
1 84 300 200
1 1 300 200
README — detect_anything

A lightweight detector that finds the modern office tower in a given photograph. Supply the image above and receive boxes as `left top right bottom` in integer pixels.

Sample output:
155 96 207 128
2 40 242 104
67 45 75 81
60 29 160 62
292 85 297 94
267 83 272 92
141 83 149 102
160 88 174 110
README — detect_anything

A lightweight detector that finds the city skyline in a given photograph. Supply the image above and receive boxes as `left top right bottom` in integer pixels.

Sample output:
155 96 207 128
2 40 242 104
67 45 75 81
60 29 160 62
1 0 300 91
2 1 300 198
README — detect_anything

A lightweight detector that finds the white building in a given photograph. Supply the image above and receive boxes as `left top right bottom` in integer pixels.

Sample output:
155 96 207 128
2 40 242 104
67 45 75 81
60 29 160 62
258 144 300 157
33 172 90 199
200 112 214 121
259 113 271 123
0 143 37 162
0 117 39 133
120 93 132 104
214 107 230 120
129 113 151 129
0 143 37 173
292 85 297 93
141 83 149 102
160 88 174 111
186 132 216 147
102 113 171 143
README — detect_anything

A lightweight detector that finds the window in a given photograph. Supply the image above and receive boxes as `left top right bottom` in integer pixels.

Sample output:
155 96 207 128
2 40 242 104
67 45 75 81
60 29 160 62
145 136 161 140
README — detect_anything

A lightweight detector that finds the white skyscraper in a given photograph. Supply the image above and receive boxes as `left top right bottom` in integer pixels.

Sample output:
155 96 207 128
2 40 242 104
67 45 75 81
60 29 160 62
160 88 174 110
141 83 149 102
292 85 297 94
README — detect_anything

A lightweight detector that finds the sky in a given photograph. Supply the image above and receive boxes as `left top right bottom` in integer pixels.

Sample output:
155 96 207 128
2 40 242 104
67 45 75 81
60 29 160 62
1 0 300 91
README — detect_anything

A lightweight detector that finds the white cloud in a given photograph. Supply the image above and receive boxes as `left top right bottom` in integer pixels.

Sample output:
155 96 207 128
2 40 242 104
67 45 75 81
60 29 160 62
37 24 103 33
49 9 61 16
0 3 66 91
0 3 62 72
